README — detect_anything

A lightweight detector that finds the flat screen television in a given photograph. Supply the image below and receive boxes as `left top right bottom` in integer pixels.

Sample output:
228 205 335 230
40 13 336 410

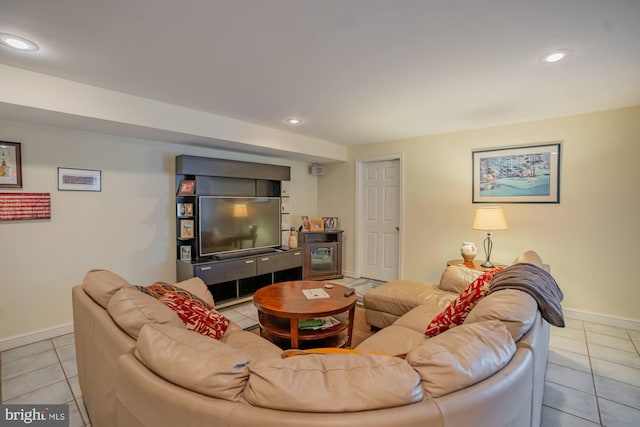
198 196 281 258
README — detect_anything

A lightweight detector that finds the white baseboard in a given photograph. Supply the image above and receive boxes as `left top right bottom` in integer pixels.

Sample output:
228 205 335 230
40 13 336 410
564 307 640 331
0 323 74 352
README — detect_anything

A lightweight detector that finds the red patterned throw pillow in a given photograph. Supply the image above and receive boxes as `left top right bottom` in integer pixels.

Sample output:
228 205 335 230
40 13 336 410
136 282 213 310
157 292 230 340
425 267 504 337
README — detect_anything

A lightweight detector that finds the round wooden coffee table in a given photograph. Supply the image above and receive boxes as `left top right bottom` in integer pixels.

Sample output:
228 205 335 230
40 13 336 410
253 281 357 349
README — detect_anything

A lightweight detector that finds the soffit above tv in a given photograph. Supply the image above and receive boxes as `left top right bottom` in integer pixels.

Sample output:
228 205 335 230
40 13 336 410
176 155 290 181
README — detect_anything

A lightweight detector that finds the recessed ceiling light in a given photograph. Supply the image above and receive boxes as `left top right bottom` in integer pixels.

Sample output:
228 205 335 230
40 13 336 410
285 118 303 125
540 49 573 63
0 33 39 51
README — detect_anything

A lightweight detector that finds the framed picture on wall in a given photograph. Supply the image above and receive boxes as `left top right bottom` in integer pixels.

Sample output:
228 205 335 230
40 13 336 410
179 219 194 239
0 141 22 188
58 167 102 192
472 141 561 203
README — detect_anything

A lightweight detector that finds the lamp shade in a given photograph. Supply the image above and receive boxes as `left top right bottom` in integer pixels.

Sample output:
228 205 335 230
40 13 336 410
233 204 248 218
472 207 508 231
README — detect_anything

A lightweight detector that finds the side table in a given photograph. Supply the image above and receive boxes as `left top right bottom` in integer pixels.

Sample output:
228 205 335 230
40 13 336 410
447 259 505 272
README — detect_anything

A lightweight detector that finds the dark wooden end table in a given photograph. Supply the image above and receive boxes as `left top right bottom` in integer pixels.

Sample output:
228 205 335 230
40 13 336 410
253 280 357 349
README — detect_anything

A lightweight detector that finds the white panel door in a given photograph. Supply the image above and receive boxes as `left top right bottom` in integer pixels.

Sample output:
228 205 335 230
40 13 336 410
360 159 400 281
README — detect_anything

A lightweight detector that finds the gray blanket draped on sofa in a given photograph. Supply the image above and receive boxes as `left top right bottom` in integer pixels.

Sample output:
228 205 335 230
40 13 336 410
489 263 565 327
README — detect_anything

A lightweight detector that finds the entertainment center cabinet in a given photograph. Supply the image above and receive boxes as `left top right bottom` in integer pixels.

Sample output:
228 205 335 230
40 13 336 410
175 155 302 307
299 230 343 281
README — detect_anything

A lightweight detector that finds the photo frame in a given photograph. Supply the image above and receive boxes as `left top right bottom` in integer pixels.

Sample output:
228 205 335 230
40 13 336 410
0 141 23 188
177 179 196 195
301 215 310 231
179 219 194 239
180 245 192 261
323 216 338 230
58 167 101 192
472 142 561 203
177 202 194 217
309 219 324 232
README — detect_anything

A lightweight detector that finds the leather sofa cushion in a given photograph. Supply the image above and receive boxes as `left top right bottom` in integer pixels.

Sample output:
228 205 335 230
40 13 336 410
355 325 428 356
406 320 516 398
392 301 450 334
512 250 550 272
364 280 456 317
244 353 423 412
107 287 184 339
135 323 251 402
83 269 133 309
220 329 283 364
438 265 483 293
464 289 537 341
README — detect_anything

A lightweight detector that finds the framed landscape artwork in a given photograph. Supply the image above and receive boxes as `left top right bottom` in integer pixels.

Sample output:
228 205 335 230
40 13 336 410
472 142 561 203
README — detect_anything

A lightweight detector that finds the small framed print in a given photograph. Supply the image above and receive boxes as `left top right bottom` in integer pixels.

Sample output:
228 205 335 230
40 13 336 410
309 219 324 232
58 167 101 192
177 179 196 195
323 216 338 230
179 219 194 239
180 245 192 261
177 202 193 217
0 141 22 188
301 215 310 231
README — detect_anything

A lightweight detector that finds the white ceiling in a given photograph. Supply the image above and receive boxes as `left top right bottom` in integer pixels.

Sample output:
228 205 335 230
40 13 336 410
1 0 639 149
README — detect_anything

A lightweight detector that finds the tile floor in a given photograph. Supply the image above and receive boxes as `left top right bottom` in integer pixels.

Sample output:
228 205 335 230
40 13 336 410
2 279 639 426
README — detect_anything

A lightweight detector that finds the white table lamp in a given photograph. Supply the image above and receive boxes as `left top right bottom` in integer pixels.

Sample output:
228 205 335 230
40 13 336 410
472 206 508 268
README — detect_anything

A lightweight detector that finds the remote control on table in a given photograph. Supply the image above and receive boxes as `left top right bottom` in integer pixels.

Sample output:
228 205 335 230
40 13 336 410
344 288 355 297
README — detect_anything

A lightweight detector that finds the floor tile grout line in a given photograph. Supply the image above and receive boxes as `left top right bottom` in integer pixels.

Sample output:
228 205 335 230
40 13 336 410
54 338 88 427
542 404 603 425
582 324 605 426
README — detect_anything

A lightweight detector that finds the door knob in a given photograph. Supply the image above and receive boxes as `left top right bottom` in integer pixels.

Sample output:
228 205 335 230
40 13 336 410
395 226 400 231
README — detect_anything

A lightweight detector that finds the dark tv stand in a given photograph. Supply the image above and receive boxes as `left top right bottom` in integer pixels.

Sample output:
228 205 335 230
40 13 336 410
175 155 301 307
214 247 277 260
177 248 302 308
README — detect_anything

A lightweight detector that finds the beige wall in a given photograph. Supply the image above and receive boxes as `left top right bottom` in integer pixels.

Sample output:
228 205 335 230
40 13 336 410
318 106 640 321
3 105 638 340
0 119 318 339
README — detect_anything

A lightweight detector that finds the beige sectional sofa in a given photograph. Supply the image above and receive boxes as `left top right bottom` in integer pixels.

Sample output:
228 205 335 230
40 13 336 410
72 250 553 427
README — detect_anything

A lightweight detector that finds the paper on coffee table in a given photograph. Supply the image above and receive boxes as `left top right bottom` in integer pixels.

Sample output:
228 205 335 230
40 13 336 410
302 288 330 299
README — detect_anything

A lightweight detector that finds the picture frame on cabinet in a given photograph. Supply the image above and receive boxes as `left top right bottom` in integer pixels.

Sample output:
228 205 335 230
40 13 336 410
309 219 324 232
0 141 22 188
180 245 192 261
179 219 194 239
177 203 193 217
301 215 310 231
177 179 196 195
323 217 338 230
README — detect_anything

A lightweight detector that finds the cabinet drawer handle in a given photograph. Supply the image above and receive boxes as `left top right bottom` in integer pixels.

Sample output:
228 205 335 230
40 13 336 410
260 257 270 261
293 251 301 256
200 266 212 271
245 260 255 264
